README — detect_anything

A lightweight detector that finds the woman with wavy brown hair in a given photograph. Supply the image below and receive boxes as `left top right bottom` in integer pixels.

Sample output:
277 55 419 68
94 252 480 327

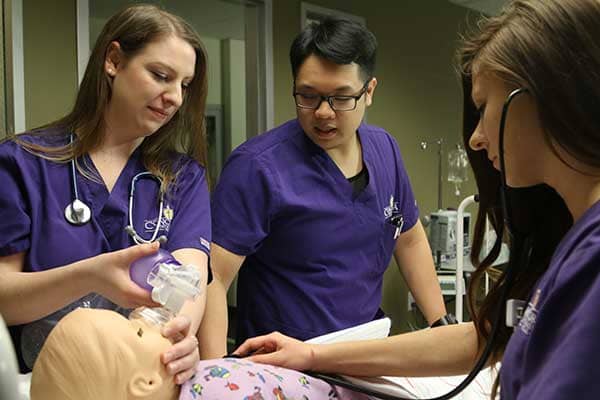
0 4 210 385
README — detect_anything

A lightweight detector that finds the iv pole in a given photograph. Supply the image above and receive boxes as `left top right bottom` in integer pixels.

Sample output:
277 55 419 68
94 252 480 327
420 138 444 269
420 138 444 210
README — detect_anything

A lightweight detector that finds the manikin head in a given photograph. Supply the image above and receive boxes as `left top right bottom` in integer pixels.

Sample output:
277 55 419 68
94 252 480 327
30 308 177 400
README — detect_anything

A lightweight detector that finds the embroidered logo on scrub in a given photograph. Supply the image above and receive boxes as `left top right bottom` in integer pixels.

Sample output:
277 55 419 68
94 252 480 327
163 205 174 221
144 204 173 233
384 195 403 239
519 289 541 335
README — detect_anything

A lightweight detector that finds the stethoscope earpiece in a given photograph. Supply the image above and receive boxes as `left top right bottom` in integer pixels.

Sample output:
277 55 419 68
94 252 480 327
157 235 168 245
124 226 167 246
124 225 136 237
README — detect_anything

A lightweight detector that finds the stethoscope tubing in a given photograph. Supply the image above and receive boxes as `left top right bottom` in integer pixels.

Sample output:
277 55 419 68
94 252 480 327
65 134 165 244
127 171 165 244
499 88 529 236
69 142 81 202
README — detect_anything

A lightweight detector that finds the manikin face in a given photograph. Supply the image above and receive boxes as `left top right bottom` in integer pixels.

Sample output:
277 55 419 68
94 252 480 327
468 69 548 188
104 34 196 141
294 54 377 153
31 308 177 400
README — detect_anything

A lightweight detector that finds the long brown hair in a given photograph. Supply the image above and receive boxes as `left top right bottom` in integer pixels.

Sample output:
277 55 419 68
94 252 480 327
13 4 209 190
458 0 600 392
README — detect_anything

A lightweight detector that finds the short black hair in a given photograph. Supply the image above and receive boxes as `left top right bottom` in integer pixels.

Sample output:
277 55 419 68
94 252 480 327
290 17 377 81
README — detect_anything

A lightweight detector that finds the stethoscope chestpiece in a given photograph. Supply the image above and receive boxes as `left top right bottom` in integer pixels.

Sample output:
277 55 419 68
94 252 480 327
65 199 92 225
64 133 92 226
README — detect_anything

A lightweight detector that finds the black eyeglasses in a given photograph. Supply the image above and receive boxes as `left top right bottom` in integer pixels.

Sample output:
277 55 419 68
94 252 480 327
292 80 370 111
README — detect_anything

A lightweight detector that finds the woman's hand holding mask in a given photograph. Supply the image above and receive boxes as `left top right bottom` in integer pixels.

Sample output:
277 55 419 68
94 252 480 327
161 314 200 384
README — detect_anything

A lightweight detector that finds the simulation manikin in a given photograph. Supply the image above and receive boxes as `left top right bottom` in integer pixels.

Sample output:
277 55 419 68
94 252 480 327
30 308 177 400
31 307 368 400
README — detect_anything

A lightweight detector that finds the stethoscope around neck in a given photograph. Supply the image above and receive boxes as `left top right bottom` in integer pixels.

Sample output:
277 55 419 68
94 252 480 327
64 134 167 245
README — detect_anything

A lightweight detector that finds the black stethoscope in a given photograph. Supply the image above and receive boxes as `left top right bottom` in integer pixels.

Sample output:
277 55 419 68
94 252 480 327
305 88 531 400
64 134 167 245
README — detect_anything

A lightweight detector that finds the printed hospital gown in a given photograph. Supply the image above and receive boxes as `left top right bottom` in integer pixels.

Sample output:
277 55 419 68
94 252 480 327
180 358 371 400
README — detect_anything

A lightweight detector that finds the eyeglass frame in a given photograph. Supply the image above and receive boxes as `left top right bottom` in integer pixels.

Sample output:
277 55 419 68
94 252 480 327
292 79 371 112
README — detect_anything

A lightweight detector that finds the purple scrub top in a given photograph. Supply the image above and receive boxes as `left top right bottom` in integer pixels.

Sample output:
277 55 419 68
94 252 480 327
500 200 600 399
212 119 419 343
0 128 211 368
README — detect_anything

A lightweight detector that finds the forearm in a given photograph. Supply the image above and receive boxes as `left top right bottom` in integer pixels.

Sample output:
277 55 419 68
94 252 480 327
401 254 446 324
197 280 229 358
0 258 93 325
178 286 207 336
395 221 446 324
313 323 480 377
172 249 209 334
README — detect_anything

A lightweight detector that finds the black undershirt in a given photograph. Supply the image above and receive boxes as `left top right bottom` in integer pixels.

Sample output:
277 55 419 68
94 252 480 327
347 167 369 196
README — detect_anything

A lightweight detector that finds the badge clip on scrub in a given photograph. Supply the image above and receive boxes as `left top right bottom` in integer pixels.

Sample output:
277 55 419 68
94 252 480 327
128 248 201 326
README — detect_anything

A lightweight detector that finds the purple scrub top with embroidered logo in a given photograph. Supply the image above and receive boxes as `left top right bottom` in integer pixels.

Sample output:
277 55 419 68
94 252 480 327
500 200 600 399
0 129 211 368
212 119 419 344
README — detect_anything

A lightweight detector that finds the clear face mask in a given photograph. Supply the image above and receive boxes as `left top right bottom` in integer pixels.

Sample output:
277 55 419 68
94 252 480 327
128 248 202 326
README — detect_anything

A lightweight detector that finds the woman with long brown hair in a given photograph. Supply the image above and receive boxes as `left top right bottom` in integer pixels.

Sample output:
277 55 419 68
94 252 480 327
0 4 210 384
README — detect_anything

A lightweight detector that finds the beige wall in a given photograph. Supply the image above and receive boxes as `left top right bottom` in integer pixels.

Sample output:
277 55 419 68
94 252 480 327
273 0 478 332
202 37 223 106
23 0 78 129
221 38 247 152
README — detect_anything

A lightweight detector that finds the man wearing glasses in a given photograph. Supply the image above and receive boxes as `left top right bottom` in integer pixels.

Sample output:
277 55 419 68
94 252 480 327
199 17 449 358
